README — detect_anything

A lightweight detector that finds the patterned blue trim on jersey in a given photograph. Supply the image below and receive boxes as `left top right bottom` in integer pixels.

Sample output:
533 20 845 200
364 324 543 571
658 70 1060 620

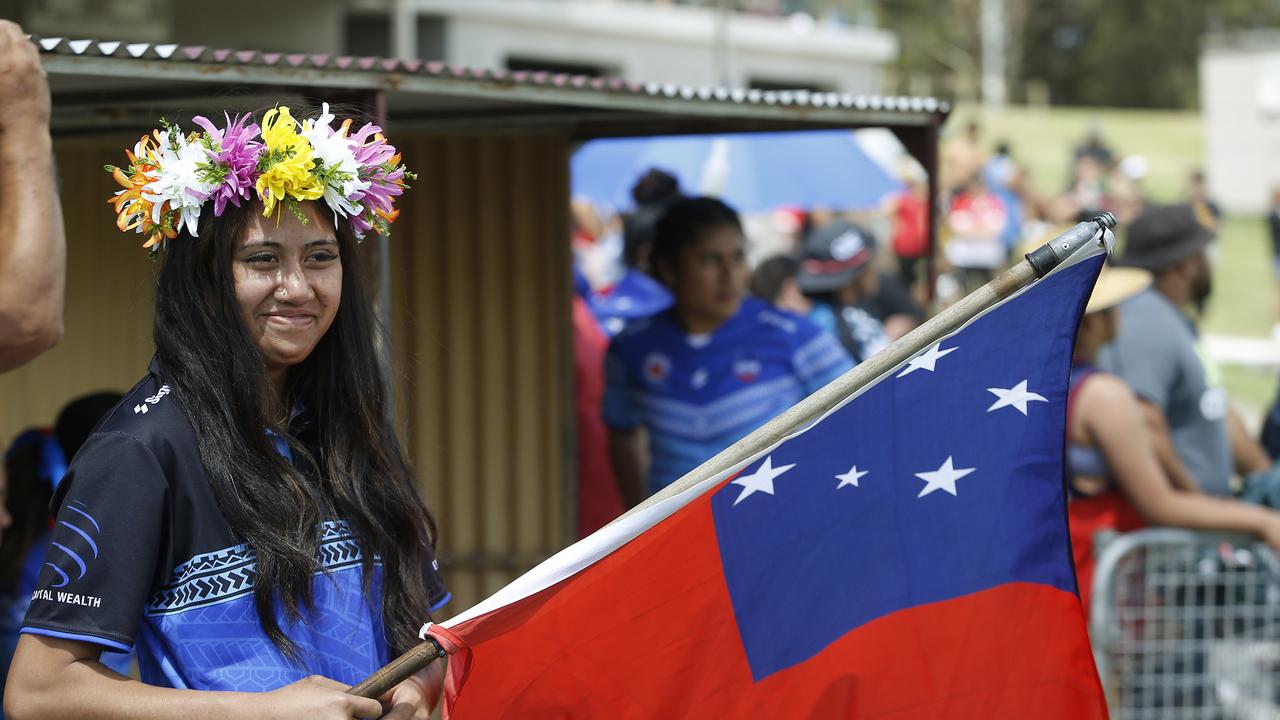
148 521 363 616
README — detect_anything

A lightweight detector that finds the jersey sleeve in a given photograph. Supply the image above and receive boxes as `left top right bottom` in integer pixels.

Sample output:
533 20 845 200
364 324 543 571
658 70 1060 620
423 548 451 614
21 431 169 653
602 342 641 430
790 319 855 394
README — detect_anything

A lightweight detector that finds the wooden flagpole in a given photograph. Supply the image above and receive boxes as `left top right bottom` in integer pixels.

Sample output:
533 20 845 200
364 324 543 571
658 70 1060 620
349 214 1117 700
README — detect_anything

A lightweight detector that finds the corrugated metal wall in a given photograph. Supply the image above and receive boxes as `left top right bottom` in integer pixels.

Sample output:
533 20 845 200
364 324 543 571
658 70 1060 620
1 131 575 619
391 132 574 614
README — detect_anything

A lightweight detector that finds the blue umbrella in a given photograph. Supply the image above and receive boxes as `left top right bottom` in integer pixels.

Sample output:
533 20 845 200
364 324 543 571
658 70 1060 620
571 130 902 213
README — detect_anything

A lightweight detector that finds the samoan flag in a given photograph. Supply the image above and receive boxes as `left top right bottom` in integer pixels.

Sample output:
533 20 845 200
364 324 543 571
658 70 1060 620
427 250 1110 718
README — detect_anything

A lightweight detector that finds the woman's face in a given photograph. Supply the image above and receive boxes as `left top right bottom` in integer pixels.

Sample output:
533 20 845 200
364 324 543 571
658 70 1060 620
232 202 342 381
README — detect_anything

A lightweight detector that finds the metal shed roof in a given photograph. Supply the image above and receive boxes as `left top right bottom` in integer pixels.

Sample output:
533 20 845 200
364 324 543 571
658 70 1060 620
36 36 949 137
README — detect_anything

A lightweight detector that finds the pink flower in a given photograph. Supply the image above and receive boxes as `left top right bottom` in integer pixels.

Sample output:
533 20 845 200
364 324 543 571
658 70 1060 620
192 113 263 216
344 122 409 238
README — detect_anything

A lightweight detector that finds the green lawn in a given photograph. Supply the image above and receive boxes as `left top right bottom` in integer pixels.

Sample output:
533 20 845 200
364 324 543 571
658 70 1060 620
953 103 1203 203
1208 216 1277 414
950 104 1277 412
1206 216 1273 338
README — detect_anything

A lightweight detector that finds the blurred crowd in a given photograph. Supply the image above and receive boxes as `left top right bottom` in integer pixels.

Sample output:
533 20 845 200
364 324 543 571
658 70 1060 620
568 125 1280 614
934 120 1221 301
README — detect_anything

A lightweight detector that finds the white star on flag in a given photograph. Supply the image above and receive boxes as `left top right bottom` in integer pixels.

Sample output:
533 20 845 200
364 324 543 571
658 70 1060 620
836 465 868 489
986 379 1048 415
731 455 796 506
915 456 976 498
896 343 959 378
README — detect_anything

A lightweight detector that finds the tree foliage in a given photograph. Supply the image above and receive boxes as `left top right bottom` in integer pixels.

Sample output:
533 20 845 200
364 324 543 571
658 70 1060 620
875 0 1280 109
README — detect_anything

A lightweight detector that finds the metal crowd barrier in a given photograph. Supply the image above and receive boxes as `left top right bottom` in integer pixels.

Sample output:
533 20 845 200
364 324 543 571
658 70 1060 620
1090 529 1280 719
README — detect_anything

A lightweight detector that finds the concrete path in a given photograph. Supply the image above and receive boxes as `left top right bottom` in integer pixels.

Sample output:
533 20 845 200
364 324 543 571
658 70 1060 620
1205 334 1280 371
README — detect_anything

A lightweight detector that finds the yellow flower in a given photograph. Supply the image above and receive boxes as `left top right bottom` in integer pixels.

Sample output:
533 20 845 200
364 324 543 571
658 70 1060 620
254 106 323 219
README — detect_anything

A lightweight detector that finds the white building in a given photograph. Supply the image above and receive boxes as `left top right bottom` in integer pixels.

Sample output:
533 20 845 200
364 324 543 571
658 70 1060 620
352 0 897 95
14 0 897 97
1200 30 1280 215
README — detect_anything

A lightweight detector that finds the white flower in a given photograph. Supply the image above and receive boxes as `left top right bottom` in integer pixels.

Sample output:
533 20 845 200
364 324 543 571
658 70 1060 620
302 103 371 220
143 130 218 237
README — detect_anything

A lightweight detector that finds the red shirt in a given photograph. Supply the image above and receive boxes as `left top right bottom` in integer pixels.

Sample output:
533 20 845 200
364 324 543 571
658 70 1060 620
891 191 928 259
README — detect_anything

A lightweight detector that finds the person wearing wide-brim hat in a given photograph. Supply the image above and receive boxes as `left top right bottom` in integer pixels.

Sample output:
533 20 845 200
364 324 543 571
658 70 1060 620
7 105 448 718
1097 203 1276 502
1066 265 1280 607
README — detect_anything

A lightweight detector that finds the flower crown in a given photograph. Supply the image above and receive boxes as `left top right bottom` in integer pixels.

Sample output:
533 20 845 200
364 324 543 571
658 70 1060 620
107 103 413 249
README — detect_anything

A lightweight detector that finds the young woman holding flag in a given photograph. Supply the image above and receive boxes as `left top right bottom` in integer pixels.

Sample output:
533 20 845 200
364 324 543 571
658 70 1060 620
6 105 447 719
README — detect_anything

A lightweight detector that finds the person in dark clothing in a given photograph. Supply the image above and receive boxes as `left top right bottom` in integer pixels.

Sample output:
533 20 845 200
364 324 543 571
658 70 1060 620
749 254 811 316
0 393 128 694
796 221 889 364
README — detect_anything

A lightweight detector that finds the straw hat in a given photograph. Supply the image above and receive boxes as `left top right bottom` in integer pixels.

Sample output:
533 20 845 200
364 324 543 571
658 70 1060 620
1085 266 1152 314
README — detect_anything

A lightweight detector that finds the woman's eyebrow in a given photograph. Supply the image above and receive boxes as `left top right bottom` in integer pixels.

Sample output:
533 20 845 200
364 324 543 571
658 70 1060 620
240 239 337 249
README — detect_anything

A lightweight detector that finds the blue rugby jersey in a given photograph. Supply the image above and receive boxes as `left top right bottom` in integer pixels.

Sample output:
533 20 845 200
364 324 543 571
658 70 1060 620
20 363 449 692
604 297 854 496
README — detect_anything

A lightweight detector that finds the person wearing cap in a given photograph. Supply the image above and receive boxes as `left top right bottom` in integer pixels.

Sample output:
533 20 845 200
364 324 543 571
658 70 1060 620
0 21 65 373
1098 204 1276 500
1066 266 1280 606
797 221 891 364
604 197 853 504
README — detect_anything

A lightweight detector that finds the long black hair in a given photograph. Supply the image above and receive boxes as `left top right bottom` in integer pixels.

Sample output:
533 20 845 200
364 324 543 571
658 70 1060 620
153 199 437 660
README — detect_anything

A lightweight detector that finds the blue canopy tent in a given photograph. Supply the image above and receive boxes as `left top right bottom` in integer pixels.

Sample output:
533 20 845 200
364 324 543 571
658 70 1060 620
570 130 902 214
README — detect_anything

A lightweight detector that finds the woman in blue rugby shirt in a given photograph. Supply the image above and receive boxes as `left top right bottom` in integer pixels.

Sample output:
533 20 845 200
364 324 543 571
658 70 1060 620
7 107 447 719
605 197 854 506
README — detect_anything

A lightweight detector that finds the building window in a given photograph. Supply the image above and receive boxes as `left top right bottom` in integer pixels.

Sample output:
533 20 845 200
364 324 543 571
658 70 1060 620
345 14 446 60
506 56 613 77
748 78 834 93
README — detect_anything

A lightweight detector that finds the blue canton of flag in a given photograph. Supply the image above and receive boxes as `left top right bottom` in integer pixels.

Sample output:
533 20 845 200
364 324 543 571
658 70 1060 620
711 254 1104 681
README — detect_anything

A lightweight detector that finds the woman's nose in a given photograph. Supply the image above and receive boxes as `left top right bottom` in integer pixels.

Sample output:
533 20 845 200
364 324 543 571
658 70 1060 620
277 264 313 301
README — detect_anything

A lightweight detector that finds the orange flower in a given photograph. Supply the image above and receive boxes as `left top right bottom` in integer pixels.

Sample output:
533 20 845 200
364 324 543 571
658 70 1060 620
106 135 177 248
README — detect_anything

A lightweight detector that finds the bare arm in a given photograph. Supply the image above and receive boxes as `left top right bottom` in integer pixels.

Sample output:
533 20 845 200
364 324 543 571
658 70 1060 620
5 635 385 720
0 22 65 372
608 427 648 509
1136 399 1201 493
1084 377 1280 544
1227 405 1272 477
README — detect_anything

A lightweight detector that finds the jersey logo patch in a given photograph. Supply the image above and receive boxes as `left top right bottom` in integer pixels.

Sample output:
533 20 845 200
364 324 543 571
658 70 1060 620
734 359 762 384
134 384 171 414
691 368 708 390
643 353 671 384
